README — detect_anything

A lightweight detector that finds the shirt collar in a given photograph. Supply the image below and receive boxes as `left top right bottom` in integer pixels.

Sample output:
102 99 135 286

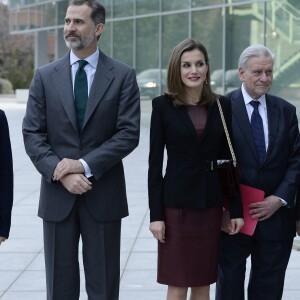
70 50 99 69
241 83 266 109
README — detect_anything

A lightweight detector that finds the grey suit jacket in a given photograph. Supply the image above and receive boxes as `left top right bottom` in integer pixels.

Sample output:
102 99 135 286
228 88 300 240
22 50 140 222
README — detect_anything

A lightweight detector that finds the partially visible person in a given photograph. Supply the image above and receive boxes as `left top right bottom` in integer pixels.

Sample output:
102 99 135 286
22 0 140 299
296 182 300 236
0 109 13 245
216 44 300 300
148 38 244 300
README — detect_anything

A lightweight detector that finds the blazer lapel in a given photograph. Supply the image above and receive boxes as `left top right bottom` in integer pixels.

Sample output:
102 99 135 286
175 105 200 144
83 50 114 129
201 102 217 142
51 53 78 133
174 102 218 146
231 89 260 163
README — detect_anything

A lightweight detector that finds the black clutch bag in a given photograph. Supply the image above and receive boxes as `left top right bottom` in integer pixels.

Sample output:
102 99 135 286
217 100 240 197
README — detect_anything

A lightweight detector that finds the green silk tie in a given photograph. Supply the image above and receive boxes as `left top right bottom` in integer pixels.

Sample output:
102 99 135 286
74 60 88 132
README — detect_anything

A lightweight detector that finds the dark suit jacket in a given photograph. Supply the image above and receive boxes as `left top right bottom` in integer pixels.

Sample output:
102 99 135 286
148 95 243 222
0 110 13 238
22 50 140 222
228 88 300 240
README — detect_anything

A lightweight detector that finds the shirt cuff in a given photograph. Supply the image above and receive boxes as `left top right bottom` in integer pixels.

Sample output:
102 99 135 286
278 197 288 207
79 159 93 178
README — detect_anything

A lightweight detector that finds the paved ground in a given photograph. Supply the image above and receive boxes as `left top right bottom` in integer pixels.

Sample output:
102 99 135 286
0 97 300 299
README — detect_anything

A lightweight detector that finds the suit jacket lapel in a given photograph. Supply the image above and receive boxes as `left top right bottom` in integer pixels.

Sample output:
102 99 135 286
51 52 78 132
174 101 216 146
202 102 217 142
265 95 279 162
231 89 260 163
83 50 114 129
175 105 200 144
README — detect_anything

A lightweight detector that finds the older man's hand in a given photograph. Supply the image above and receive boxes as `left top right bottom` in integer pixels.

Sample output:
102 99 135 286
249 195 282 221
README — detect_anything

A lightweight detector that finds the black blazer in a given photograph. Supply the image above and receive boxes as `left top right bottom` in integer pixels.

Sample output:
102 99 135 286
228 88 300 240
0 110 13 238
148 95 243 222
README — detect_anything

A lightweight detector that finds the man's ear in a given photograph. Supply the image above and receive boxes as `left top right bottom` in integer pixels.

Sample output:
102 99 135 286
238 67 244 82
95 23 105 38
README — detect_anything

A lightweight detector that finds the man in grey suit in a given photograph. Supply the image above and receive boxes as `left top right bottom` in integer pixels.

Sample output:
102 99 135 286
216 45 300 300
22 0 140 299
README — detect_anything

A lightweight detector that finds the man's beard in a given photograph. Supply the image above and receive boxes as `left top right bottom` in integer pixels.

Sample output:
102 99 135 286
64 30 95 50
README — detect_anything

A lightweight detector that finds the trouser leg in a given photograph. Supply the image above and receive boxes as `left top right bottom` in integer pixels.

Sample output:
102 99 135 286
43 203 80 300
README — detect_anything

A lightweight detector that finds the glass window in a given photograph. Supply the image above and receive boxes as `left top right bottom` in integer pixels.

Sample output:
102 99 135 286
57 0 69 26
192 0 223 8
24 0 35 5
100 0 112 19
162 0 189 11
161 13 189 68
136 17 163 99
8 0 21 10
136 17 159 73
265 1 300 106
113 0 133 18
113 20 133 66
29 6 42 29
16 9 31 30
44 3 56 27
223 3 262 93
136 0 160 15
192 8 224 93
99 22 112 56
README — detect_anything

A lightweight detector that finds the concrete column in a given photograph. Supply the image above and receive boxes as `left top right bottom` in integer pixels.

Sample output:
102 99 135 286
34 31 49 69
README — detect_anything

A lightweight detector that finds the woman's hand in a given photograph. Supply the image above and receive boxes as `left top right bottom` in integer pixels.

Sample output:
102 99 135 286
229 218 244 235
149 221 166 243
221 210 244 235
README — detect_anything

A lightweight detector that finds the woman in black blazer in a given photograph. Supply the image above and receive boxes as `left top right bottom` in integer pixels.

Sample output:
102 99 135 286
0 109 13 245
148 39 244 300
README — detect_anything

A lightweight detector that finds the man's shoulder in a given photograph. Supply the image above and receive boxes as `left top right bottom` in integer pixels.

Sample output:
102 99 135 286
225 88 242 101
266 93 296 110
100 50 134 72
37 53 69 73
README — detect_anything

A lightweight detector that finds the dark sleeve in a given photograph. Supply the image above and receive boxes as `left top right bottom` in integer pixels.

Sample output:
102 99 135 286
296 188 300 220
0 110 13 238
218 96 243 219
273 109 300 205
148 97 166 222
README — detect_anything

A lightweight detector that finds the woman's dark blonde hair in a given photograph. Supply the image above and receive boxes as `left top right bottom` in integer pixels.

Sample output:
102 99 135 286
166 38 218 106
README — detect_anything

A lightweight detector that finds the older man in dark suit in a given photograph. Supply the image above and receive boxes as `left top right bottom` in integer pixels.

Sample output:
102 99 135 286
0 110 13 245
22 0 140 299
216 45 300 300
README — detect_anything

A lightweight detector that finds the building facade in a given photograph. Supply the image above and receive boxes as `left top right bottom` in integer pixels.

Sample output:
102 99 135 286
7 0 300 104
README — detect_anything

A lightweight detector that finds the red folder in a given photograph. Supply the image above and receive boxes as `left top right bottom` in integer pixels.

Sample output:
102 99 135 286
224 184 265 236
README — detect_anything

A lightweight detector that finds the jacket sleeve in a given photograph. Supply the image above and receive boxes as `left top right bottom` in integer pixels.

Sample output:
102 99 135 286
273 111 300 205
148 97 166 222
0 111 13 238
